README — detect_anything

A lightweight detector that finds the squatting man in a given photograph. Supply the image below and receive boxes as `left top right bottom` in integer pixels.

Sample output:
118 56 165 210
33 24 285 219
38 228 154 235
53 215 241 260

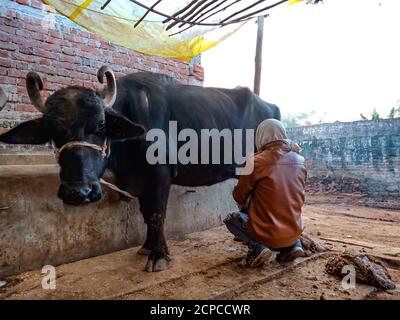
225 119 307 266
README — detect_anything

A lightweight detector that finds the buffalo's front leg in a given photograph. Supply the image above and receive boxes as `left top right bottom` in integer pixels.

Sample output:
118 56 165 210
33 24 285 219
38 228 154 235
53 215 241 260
143 212 170 272
138 168 171 272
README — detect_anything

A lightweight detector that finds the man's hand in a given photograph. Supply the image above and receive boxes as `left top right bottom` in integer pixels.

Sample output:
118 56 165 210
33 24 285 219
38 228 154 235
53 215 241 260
237 197 250 214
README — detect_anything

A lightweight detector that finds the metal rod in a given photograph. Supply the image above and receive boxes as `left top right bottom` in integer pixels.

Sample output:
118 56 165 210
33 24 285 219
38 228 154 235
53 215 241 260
178 0 219 28
169 0 228 35
198 0 243 23
134 0 163 28
163 0 199 23
101 0 112 10
225 0 288 24
166 0 208 31
195 0 229 22
220 0 266 24
128 0 223 26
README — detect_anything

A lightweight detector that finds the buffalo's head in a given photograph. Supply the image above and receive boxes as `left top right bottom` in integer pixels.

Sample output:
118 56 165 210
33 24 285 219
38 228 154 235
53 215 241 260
0 66 145 205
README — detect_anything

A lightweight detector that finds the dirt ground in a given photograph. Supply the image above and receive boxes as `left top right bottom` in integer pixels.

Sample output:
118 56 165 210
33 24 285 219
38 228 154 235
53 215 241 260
0 194 399 300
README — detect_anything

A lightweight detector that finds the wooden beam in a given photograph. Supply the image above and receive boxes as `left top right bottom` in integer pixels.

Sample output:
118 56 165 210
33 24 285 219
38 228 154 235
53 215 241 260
253 16 264 96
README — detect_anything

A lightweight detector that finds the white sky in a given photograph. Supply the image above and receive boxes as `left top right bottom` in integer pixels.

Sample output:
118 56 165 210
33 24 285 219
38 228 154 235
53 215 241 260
202 0 400 123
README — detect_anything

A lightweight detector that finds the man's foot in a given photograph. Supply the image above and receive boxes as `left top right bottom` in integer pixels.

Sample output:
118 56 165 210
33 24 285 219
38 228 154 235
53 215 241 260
276 246 305 263
242 244 272 267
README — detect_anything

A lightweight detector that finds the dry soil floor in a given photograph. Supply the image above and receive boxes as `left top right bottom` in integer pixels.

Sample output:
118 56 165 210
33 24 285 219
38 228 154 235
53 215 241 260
0 194 399 300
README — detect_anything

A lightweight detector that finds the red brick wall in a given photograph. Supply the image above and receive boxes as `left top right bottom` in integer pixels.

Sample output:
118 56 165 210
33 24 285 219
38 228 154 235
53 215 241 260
0 0 204 154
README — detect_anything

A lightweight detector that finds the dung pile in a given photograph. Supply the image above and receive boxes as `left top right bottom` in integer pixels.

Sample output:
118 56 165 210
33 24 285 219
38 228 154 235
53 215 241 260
325 250 396 290
300 233 330 256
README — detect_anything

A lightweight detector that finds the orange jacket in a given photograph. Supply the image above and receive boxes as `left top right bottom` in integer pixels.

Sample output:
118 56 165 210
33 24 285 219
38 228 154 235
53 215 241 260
232 140 307 249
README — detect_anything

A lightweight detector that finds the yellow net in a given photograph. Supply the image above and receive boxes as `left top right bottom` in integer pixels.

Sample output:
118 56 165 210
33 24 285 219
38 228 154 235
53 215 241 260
42 0 304 61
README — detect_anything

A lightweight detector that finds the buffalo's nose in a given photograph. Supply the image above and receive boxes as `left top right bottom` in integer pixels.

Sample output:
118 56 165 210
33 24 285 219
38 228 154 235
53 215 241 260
58 183 93 205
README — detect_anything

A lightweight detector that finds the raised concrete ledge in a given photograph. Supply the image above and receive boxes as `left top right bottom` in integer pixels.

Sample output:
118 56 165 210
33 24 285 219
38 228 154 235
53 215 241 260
0 164 58 178
0 154 56 166
0 164 236 277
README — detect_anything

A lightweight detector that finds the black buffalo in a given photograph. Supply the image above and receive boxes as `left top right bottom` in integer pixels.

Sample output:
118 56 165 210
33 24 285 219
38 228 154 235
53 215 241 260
0 66 280 272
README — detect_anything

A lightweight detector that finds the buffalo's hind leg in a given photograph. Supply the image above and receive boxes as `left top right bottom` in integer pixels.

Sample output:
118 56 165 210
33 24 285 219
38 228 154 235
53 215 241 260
138 168 172 272
137 220 153 256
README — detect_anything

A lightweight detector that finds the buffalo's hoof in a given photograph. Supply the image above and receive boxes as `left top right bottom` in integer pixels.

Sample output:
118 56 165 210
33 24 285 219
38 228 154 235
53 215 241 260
137 247 151 255
145 258 171 272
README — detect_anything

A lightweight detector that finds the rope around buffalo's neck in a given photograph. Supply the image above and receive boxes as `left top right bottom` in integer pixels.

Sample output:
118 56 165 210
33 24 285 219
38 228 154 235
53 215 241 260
53 139 135 200
54 139 108 162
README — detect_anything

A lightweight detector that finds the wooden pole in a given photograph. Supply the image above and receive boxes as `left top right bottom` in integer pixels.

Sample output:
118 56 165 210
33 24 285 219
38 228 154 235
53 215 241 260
253 16 264 96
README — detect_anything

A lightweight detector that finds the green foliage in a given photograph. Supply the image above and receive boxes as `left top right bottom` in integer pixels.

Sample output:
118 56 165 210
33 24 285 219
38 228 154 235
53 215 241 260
361 106 400 120
388 107 396 119
371 108 380 120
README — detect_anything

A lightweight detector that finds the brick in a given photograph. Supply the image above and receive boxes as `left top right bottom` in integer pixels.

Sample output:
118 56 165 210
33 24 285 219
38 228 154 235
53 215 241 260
47 75 72 86
15 103 38 113
0 33 11 42
69 71 91 81
64 34 87 44
0 22 16 35
19 45 34 55
8 69 26 78
0 49 10 58
31 64 55 75
0 41 17 51
49 30 62 39
46 37 65 46
42 42 62 53
15 61 29 69
31 0 44 10
12 36 36 47
52 61 75 71
16 86 27 94
59 54 81 64
0 58 12 68
12 52 36 63
6 9 17 19
24 23 45 34
33 48 56 60
4 19 24 30
62 47 78 56
39 58 52 66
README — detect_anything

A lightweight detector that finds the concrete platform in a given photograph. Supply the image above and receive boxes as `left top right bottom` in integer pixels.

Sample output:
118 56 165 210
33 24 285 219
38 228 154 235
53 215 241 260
0 164 236 277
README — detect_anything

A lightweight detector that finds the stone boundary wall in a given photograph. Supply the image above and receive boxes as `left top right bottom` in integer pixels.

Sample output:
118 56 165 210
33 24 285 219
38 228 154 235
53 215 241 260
287 118 400 198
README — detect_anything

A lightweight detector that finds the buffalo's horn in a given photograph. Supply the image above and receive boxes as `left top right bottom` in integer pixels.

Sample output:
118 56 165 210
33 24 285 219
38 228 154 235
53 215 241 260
0 86 6 111
26 72 45 113
97 65 117 108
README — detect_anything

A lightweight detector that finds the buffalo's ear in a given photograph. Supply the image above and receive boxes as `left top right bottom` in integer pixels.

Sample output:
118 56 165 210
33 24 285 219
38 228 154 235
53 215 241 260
105 108 146 140
0 117 50 144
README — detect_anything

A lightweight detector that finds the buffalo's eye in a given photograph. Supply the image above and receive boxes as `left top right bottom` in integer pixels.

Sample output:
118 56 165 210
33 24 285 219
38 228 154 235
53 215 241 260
97 120 105 132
